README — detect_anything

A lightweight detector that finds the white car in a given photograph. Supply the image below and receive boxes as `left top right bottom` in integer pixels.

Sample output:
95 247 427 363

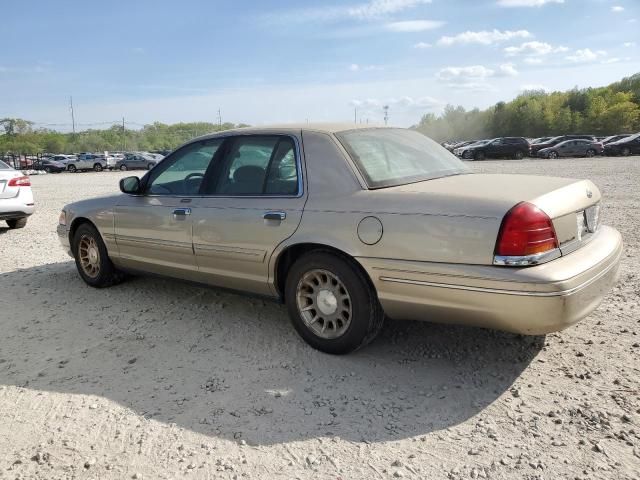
0 160 34 229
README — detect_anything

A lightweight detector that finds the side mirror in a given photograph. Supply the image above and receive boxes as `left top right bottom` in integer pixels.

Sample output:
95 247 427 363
120 176 141 194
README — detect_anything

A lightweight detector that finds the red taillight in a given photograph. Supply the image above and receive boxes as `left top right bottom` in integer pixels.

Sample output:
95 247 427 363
7 176 31 187
496 202 558 256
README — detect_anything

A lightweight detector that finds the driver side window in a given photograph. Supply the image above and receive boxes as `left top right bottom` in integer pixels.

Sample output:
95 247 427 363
147 139 222 195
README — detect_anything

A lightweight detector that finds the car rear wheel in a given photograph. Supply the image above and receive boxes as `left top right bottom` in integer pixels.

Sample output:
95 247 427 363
285 251 384 354
93 163 103 172
474 151 485 161
44 166 52 173
72 223 124 288
514 150 524 160
549 151 558 159
586 149 596 157
67 164 77 173
622 147 631 156
120 164 128 171
6 217 27 229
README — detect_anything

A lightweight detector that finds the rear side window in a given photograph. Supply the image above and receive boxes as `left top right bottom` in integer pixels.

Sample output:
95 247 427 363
213 136 299 196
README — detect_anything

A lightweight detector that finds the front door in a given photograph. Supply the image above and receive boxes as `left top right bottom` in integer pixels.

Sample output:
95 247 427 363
192 134 306 295
114 138 224 279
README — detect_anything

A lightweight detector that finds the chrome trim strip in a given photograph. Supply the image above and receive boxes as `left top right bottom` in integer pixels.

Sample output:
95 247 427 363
493 248 561 266
193 243 266 262
379 256 619 298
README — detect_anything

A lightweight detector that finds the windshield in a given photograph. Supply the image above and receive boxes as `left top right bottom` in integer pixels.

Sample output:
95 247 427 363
615 133 639 143
336 128 470 189
0 160 11 170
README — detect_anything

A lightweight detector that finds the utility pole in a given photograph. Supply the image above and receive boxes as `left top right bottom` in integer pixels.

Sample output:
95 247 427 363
217 108 222 129
69 96 76 134
383 105 389 126
122 117 126 151
354 107 357 124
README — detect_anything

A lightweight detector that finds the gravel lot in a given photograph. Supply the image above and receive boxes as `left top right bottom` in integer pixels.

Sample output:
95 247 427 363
1 157 639 479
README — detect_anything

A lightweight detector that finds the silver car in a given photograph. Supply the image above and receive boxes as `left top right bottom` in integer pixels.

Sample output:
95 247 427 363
57 125 622 354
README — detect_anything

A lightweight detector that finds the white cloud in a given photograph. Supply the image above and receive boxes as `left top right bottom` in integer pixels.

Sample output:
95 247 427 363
436 65 496 83
504 41 568 57
524 57 544 64
351 95 442 114
520 84 548 91
602 57 621 64
565 48 607 63
611 5 624 12
349 64 360 72
497 0 563 6
348 0 432 19
437 29 531 46
413 41 432 49
498 63 519 76
385 20 445 32
348 63 382 71
623 42 637 48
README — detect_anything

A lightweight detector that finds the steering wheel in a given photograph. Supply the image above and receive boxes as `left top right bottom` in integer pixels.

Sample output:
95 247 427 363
183 172 204 194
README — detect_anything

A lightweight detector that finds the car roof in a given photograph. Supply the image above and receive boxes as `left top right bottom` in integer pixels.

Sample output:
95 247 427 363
193 122 390 140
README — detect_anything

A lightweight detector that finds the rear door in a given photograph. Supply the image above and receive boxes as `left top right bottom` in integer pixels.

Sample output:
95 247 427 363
192 134 306 295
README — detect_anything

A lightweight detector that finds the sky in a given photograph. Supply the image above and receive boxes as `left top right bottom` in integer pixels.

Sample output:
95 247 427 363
1 0 639 130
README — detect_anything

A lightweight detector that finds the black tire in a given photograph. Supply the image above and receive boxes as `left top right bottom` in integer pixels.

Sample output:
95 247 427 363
72 223 124 288
514 150 524 160
93 163 103 172
474 151 485 161
120 164 128 171
622 147 631 156
549 151 558 159
462 151 472 160
44 166 52 173
6 217 27 229
284 251 384 354
586 149 596 158
67 164 77 173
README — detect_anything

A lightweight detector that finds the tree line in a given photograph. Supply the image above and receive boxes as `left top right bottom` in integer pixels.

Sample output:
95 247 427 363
0 120 249 154
415 72 640 142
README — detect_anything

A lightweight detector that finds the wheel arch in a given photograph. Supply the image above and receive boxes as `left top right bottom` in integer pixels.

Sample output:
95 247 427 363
68 217 98 250
273 242 375 301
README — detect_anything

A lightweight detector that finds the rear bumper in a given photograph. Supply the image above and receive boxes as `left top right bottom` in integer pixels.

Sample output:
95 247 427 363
357 226 623 335
0 189 35 219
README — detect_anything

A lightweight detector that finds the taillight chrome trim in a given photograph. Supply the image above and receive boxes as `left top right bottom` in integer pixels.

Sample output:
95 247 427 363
493 248 561 267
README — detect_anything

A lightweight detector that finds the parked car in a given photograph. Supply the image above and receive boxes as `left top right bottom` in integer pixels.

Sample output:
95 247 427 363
530 135 596 155
601 134 631 145
458 137 529 160
57 124 622 354
116 153 160 171
603 133 640 156
537 139 604 159
51 154 76 165
66 154 107 172
0 159 34 229
454 139 491 158
531 136 553 144
35 158 66 173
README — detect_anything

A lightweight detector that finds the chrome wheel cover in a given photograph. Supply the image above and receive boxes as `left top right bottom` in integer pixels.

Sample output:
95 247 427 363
296 269 352 339
78 235 101 278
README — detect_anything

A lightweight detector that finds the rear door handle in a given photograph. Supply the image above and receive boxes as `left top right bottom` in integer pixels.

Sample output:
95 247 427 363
173 208 191 216
263 211 286 221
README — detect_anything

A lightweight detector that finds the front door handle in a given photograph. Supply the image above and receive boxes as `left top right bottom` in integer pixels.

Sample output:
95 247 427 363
173 208 191 216
263 211 286 221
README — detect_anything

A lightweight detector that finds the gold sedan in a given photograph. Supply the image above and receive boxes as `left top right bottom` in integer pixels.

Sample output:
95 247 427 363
57 125 622 354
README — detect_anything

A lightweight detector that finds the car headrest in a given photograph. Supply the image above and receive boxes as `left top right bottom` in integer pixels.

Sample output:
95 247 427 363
233 165 264 183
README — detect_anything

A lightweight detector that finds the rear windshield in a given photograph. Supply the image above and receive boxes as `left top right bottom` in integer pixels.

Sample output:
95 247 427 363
335 128 470 189
0 160 11 170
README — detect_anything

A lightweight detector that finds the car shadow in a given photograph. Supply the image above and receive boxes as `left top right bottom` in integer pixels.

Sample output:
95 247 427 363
0 261 544 445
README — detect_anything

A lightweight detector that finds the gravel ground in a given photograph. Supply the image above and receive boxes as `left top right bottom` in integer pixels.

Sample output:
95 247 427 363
0 157 638 480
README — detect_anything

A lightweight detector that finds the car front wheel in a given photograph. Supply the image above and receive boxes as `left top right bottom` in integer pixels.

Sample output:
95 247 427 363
586 149 596 157
72 223 124 288
93 163 103 172
514 150 524 160
474 151 485 161
67 164 77 172
549 151 558 159
622 147 631 156
285 251 384 354
120 164 128 171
